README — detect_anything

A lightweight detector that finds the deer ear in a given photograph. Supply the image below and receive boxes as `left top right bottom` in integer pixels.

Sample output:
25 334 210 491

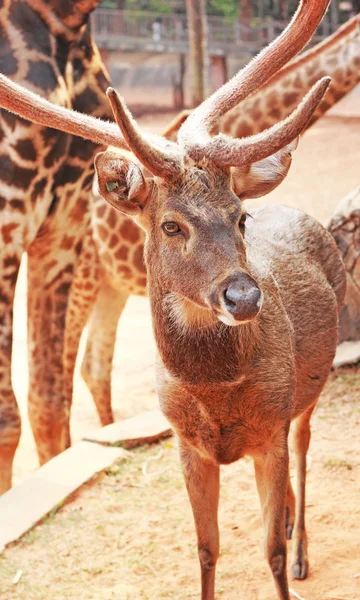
94 150 150 216
231 138 299 200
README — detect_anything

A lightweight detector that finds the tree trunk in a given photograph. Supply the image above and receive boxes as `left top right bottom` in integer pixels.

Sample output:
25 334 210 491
327 186 360 343
185 0 207 107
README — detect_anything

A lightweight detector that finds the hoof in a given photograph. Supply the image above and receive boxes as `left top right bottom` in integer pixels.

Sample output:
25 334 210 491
292 560 308 580
292 541 308 580
285 507 294 540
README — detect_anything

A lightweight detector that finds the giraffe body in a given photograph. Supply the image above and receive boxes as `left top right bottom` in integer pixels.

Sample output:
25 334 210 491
0 0 111 492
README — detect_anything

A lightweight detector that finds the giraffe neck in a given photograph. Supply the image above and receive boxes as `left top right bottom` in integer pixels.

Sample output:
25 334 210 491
222 15 360 137
24 0 101 40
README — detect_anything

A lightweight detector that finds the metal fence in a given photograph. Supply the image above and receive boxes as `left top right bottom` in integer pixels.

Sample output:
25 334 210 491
91 9 340 57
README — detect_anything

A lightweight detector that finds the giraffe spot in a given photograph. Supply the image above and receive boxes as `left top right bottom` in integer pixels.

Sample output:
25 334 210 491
1 223 19 244
136 276 147 288
97 225 109 242
84 282 94 291
96 203 107 219
62 165 84 184
75 240 82 255
108 234 119 249
69 196 88 222
69 136 97 162
10 1 51 55
44 133 69 168
353 56 360 67
133 246 146 274
55 37 69 77
0 23 18 76
118 265 133 280
4 255 19 269
26 61 58 92
73 88 100 115
333 69 344 84
283 93 299 108
14 138 37 161
234 121 253 138
9 199 26 213
249 109 261 122
56 281 71 296
71 57 86 83
0 155 37 190
0 196 6 209
75 29 94 62
107 209 117 229
119 220 141 244
269 107 282 120
0 288 10 304
83 173 94 190
31 177 47 205
293 74 302 89
60 235 75 250
115 245 129 261
0 110 30 130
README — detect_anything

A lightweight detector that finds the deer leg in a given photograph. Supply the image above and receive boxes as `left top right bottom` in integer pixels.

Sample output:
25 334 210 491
254 426 290 600
291 404 315 580
0 251 22 494
285 472 296 540
63 228 101 431
179 442 220 600
80 281 128 426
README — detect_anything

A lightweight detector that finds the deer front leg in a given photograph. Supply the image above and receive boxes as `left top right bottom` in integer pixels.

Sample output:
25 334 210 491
291 404 315 580
179 442 220 600
254 426 291 600
286 472 296 540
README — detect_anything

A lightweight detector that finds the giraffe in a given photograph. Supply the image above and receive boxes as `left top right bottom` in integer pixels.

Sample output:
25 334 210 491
68 14 360 427
0 0 113 493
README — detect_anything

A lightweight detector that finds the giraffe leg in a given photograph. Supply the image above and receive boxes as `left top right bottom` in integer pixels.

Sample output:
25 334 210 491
0 251 22 494
291 403 316 580
81 281 129 426
26 240 80 465
63 227 101 438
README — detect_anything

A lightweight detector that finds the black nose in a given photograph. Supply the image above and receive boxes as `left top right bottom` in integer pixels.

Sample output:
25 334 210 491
223 274 262 321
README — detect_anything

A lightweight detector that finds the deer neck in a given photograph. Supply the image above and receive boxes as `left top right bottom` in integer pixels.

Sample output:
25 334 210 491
149 285 261 387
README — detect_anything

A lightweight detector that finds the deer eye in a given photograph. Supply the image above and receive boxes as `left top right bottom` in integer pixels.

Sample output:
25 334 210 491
239 213 247 230
162 221 182 236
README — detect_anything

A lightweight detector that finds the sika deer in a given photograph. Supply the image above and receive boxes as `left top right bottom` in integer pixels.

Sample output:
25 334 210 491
0 1 346 597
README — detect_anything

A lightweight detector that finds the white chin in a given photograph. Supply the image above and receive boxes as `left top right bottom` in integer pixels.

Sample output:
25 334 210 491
217 314 242 327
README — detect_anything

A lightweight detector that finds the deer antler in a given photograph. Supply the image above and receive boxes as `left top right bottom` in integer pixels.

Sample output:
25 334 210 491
107 88 182 179
179 0 331 166
0 74 128 149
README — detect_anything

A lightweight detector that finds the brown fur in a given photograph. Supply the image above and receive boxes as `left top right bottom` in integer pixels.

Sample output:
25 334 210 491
95 150 346 599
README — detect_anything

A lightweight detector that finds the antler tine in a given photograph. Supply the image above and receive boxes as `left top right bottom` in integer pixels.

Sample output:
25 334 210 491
106 88 182 179
186 77 331 168
179 0 330 151
0 74 129 150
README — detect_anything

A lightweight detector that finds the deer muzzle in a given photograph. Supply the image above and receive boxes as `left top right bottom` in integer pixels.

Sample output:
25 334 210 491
215 272 263 326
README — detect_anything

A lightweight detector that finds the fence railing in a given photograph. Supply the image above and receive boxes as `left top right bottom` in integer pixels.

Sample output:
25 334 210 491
91 9 339 57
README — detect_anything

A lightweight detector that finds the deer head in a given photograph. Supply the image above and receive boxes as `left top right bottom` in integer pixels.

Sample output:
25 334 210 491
0 0 331 326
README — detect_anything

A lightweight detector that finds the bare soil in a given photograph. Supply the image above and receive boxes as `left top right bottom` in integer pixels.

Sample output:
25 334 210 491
4 98 360 599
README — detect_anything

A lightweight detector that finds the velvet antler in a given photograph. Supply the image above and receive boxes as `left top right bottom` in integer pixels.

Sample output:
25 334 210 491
178 0 331 167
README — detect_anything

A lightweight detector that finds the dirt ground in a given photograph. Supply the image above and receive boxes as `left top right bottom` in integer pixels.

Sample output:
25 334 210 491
3 93 360 598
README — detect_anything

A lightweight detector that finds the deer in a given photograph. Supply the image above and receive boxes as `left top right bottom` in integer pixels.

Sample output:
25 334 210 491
0 0 346 597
